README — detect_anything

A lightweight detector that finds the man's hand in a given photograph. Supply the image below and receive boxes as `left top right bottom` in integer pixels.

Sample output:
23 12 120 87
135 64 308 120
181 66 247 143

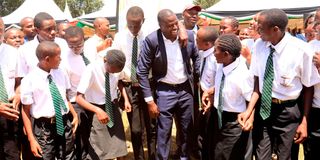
313 52 320 69
71 115 79 135
147 101 159 118
201 90 213 114
178 21 188 48
9 94 20 110
238 111 252 131
30 138 43 158
0 102 19 121
95 107 109 124
124 100 132 112
294 122 307 144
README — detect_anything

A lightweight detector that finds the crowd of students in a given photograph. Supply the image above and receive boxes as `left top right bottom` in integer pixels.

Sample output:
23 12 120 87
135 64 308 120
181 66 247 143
0 4 320 160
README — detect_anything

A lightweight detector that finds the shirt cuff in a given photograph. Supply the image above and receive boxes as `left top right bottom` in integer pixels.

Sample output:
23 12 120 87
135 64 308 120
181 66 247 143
144 96 154 103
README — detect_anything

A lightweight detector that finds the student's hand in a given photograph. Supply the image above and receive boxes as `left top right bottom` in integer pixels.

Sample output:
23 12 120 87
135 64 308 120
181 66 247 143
147 101 159 118
0 102 19 121
30 138 43 158
313 52 320 69
241 45 251 64
240 112 254 131
71 115 79 135
9 94 20 110
294 122 307 144
95 107 109 124
201 90 213 114
238 111 251 129
124 100 132 112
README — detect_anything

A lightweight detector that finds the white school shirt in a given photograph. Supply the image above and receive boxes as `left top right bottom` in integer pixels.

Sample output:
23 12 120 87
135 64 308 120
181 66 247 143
77 58 119 105
309 39 320 108
250 33 320 100
112 29 145 82
159 35 187 84
83 34 110 62
214 58 253 113
60 49 87 102
16 36 68 77
199 47 217 91
0 43 18 99
20 67 71 119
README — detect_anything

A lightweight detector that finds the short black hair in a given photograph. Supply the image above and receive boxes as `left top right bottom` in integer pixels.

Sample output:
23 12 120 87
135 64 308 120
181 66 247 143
36 41 60 60
127 6 144 19
260 9 288 32
222 16 239 29
304 14 315 29
215 34 241 58
64 26 84 39
105 49 126 71
201 26 219 44
34 12 54 29
157 9 175 24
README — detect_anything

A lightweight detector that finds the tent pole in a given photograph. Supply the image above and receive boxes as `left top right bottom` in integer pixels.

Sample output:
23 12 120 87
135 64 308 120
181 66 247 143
116 0 119 32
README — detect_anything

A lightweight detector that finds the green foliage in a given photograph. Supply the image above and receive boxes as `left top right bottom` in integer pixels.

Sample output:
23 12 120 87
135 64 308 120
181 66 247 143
54 0 104 18
193 0 220 9
0 0 24 16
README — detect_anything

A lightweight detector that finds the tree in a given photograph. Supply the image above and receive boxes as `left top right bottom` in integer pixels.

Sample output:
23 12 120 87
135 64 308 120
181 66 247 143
54 0 103 18
0 0 24 16
193 0 220 9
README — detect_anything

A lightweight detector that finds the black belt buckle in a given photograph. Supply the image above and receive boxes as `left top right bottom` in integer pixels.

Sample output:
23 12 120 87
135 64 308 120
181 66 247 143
271 98 296 106
50 117 56 124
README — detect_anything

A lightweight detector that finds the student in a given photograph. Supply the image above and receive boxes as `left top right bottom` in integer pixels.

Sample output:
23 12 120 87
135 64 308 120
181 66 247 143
20 41 78 159
61 26 90 160
112 6 156 160
239 9 320 160
76 49 130 160
4 28 24 48
210 34 253 160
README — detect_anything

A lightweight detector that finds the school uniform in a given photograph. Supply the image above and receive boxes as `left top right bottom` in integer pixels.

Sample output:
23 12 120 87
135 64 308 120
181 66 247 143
212 57 253 160
83 34 107 62
250 33 320 160
0 43 20 159
77 57 127 159
61 48 90 159
113 29 156 160
20 67 74 160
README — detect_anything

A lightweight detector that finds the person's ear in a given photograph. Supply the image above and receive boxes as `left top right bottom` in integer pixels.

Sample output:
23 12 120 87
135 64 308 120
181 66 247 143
44 55 50 63
273 26 280 32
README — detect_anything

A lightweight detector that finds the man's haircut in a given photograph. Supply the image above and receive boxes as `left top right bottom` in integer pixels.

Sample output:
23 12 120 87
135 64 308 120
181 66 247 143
36 41 60 60
216 34 241 58
260 9 288 32
127 6 144 19
34 12 54 29
157 9 175 24
105 49 126 70
201 26 219 43
64 26 84 39
20 17 33 28
222 16 239 29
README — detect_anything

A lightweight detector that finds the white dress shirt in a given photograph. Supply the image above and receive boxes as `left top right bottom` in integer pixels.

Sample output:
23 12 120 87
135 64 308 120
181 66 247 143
16 36 68 77
0 43 18 99
112 29 145 82
250 33 320 100
214 58 253 113
159 35 187 84
309 39 320 108
77 58 119 105
84 34 110 62
199 47 217 91
61 49 87 102
20 67 71 119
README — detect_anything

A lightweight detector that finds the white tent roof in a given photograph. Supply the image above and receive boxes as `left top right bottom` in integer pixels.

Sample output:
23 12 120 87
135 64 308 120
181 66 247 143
3 0 69 24
206 0 320 17
64 1 73 21
79 0 117 19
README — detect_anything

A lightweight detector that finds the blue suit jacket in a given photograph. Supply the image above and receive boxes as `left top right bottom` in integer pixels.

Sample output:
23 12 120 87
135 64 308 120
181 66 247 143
137 29 200 99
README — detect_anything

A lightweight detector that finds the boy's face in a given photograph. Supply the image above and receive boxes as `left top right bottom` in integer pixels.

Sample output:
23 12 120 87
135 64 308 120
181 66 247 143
37 19 56 42
127 16 144 36
47 48 61 69
104 63 122 74
66 35 84 55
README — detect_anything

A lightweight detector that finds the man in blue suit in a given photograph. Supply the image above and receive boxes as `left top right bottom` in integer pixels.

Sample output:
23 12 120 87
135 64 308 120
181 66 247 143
137 9 200 160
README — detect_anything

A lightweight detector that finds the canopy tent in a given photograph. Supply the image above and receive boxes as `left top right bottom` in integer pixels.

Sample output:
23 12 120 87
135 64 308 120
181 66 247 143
3 0 69 24
78 0 117 19
64 1 73 21
205 0 320 18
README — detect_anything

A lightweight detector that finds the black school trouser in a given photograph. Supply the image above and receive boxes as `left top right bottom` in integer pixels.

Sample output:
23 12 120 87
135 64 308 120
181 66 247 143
0 117 20 160
253 102 300 160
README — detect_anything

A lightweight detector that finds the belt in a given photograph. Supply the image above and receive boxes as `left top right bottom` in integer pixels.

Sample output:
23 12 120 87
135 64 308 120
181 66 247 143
271 98 297 105
35 113 71 124
158 81 188 88
122 81 140 87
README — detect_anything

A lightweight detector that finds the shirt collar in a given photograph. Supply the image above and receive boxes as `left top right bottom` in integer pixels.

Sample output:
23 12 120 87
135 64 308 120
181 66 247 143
266 32 290 55
127 28 143 39
202 47 214 58
36 66 51 80
222 57 240 76
162 33 178 43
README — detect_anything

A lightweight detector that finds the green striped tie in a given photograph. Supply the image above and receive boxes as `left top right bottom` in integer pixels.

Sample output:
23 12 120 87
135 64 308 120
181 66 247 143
260 46 275 120
0 67 9 103
217 73 225 129
48 75 67 136
80 53 90 66
105 73 114 128
131 36 138 83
